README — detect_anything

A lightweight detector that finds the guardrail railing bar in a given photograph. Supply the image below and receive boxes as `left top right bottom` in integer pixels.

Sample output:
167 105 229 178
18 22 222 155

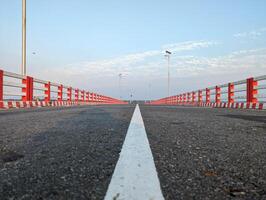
3 71 26 79
3 81 24 88
1 68 126 107
254 75 266 81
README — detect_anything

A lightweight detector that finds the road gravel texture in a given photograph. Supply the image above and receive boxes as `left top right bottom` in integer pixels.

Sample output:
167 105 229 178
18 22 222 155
140 105 266 200
0 105 135 200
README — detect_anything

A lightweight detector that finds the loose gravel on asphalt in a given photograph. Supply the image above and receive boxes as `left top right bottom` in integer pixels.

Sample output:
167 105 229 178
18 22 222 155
0 105 134 200
140 105 266 200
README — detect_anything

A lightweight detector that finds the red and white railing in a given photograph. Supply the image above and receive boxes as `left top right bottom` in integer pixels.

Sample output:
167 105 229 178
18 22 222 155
0 69 127 109
149 75 266 110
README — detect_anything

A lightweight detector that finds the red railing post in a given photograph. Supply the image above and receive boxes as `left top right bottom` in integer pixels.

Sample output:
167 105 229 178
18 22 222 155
187 92 190 103
91 93 94 102
89 92 92 102
75 89 79 102
44 81 51 102
67 87 72 102
228 83 234 104
183 93 186 103
215 86 221 103
22 76 33 102
58 84 63 101
86 92 89 102
247 77 258 103
198 90 202 103
206 88 210 103
192 91 195 103
81 90 85 102
0 70 3 102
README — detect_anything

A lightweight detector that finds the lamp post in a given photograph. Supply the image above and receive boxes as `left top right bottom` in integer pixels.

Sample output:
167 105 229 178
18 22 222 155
165 50 171 97
22 0 26 75
118 73 122 99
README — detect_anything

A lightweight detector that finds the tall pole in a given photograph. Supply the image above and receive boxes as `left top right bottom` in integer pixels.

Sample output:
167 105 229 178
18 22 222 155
22 0 26 75
167 55 170 97
148 83 151 101
165 51 171 97
118 73 122 99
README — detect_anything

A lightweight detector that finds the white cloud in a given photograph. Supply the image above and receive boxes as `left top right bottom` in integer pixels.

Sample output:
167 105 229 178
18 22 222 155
162 41 217 52
33 41 266 99
170 48 266 78
234 28 266 39
62 40 217 77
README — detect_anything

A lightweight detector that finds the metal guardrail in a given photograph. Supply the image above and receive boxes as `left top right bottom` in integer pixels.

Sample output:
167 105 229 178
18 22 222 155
150 75 266 105
0 69 126 107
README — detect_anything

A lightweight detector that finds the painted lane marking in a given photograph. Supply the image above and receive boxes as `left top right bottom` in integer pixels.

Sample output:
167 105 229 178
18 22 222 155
104 104 164 200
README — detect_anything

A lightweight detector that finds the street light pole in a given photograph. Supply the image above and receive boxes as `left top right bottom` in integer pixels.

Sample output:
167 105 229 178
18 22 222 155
165 51 171 97
22 0 26 75
118 73 122 99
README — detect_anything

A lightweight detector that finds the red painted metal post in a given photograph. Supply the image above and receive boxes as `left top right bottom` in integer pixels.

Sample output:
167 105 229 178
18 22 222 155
86 92 89 102
75 89 79 102
228 83 234 104
247 78 258 103
44 81 51 102
22 76 33 102
187 92 190 103
183 93 186 103
198 90 202 103
58 84 63 101
0 70 3 102
67 87 72 102
91 93 94 102
89 92 92 102
174 95 177 104
30 77 34 100
81 90 85 102
206 88 210 103
192 92 195 103
215 86 221 103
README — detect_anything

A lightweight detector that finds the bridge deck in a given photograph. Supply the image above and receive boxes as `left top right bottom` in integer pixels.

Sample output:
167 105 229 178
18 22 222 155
141 105 266 199
0 105 266 199
0 105 135 199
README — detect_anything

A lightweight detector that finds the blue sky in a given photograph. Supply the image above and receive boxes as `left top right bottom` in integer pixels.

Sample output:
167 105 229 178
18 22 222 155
1 0 266 99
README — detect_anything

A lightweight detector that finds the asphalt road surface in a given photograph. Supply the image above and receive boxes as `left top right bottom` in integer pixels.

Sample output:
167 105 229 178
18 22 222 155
0 105 135 200
0 104 266 200
140 105 266 200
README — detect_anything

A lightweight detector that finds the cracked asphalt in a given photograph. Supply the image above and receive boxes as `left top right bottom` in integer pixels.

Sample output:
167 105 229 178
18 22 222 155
140 105 266 200
1 104 266 200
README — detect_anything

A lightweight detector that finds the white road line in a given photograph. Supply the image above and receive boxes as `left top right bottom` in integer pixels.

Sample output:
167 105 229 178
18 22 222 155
104 104 164 200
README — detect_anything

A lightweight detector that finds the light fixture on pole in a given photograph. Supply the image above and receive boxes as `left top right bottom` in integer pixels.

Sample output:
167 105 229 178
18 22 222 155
165 50 172 97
